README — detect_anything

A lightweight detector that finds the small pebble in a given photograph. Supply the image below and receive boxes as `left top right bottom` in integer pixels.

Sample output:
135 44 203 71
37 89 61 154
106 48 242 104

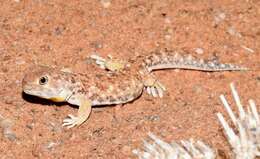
45 141 59 150
0 118 13 129
195 48 204 55
164 17 171 24
100 0 111 8
3 129 17 141
0 117 16 141
145 115 160 121
193 84 203 94
227 27 242 38
214 12 226 25
15 58 26 65
54 26 65 36
164 34 171 40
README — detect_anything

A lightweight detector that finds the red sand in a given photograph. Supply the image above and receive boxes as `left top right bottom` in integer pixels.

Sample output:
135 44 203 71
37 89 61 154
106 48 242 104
0 0 259 158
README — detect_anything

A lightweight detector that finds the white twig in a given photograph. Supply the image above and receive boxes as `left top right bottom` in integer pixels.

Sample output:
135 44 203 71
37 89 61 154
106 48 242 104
217 83 260 159
220 95 237 125
133 83 259 159
133 132 215 159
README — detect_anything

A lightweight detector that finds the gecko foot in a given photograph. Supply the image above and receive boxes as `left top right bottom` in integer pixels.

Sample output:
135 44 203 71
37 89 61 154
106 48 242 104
62 114 80 129
145 80 166 98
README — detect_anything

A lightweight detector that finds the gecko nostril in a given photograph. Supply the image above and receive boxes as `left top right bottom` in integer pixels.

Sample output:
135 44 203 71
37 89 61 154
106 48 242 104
22 77 27 85
22 83 35 91
22 81 28 89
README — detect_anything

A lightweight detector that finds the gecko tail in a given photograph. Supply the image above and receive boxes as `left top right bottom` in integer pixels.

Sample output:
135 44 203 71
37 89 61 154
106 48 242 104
144 51 248 72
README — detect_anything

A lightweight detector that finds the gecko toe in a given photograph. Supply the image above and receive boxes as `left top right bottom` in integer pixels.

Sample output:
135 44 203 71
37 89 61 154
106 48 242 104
145 81 165 98
62 114 79 128
151 87 158 97
146 87 152 95
157 87 164 98
67 114 77 119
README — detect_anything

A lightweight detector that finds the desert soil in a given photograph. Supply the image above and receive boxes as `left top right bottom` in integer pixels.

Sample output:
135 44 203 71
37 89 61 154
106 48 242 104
0 0 259 158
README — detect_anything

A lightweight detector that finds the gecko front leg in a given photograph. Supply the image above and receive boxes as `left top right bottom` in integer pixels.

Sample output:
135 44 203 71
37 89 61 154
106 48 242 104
63 97 92 128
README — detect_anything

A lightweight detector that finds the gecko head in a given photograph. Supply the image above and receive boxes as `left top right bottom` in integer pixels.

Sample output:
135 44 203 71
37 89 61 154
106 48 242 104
22 65 75 102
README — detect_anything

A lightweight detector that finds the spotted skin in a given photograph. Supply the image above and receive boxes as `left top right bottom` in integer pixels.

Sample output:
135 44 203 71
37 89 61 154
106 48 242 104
22 50 247 128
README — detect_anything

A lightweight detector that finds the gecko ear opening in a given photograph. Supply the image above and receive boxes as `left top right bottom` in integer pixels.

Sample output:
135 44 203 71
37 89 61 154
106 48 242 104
39 76 48 85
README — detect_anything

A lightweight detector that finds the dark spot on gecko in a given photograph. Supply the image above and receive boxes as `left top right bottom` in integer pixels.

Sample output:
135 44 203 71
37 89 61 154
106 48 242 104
77 88 85 93
109 96 117 103
70 76 76 83
62 74 72 82
52 74 61 80
97 97 104 103
95 74 104 79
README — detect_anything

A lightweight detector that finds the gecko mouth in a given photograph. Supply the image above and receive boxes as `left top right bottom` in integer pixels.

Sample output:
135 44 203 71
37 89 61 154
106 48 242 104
23 85 72 102
23 89 50 99
22 85 56 99
23 85 38 96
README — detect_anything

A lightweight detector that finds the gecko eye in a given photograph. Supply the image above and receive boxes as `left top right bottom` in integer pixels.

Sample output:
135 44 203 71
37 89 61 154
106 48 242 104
39 76 48 85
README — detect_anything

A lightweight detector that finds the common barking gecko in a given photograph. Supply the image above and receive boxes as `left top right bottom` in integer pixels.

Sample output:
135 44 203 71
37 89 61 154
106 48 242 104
22 50 247 128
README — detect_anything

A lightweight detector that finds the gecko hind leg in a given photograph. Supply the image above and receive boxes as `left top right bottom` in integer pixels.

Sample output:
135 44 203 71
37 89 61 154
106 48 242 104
90 54 128 72
143 74 166 98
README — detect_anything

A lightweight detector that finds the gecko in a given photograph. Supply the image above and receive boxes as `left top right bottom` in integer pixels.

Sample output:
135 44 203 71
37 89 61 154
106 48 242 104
22 50 247 128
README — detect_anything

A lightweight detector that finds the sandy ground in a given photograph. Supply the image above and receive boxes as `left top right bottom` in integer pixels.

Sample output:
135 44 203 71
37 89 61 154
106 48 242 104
0 0 259 158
